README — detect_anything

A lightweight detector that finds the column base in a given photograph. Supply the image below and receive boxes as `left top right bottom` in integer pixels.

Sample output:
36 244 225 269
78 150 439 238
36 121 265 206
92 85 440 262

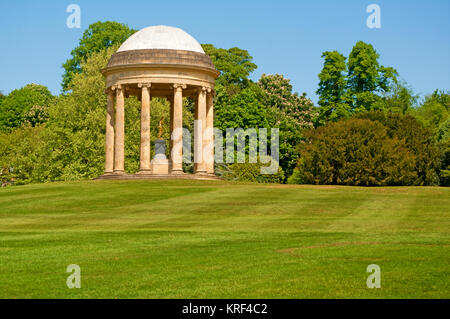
137 169 152 175
170 169 185 175
113 170 125 175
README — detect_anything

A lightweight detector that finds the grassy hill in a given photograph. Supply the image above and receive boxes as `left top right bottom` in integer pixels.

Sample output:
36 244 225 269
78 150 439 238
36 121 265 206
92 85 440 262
0 180 448 298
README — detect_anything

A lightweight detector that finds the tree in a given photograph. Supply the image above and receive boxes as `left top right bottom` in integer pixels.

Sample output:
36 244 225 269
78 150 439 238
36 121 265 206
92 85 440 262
203 45 316 181
258 74 315 177
258 73 314 127
202 44 257 90
413 90 449 136
214 83 270 131
379 82 418 114
0 84 54 132
346 41 398 112
439 137 450 186
356 111 441 185
39 47 119 181
62 21 136 90
316 42 398 124
316 51 349 124
413 91 450 186
294 118 417 186
0 125 44 185
438 117 450 142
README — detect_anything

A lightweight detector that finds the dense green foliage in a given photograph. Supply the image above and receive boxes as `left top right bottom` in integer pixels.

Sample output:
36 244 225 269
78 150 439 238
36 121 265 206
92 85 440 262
258 74 314 127
294 118 416 186
312 41 447 186
355 111 441 185
62 21 136 90
202 44 257 89
257 75 315 176
221 156 285 183
346 41 398 111
410 90 450 185
293 112 441 186
316 41 398 124
316 51 349 124
0 84 54 132
377 82 418 115
0 125 44 186
413 90 449 137
439 139 450 186
202 45 314 179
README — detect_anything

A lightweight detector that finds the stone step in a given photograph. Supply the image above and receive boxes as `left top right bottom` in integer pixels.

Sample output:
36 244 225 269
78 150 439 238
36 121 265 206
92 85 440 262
95 173 222 181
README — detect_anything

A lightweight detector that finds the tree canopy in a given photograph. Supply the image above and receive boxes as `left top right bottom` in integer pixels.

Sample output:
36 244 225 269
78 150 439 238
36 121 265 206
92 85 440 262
62 21 136 90
203 45 315 180
316 41 398 124
202 44 257 90
413 90 449 137
292 112 440 186
258 74 314 127
316 51 348 124
0 84 54 132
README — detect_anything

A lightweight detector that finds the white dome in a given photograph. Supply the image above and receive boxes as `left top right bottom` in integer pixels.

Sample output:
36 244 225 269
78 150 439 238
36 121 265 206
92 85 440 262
117 25 205 54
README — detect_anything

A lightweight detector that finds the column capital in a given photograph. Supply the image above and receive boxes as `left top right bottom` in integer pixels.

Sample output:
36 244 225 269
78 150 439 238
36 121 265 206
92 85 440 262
112 84 124 94
138 83 152 89
104 87 116 95
173 83 187 90
197 86 211 97
199 87 214 95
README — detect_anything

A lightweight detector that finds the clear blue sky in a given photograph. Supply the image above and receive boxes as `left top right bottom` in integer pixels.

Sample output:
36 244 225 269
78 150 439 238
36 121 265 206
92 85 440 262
1 0 449 103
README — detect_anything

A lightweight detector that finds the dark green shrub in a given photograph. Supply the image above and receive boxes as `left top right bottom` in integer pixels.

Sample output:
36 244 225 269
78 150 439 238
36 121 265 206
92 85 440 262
295 118 417 186
356 111 441 185
223 157 285 183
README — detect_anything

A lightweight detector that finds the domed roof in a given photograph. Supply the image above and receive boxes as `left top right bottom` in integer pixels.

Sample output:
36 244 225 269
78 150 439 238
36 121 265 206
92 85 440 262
117 25 205 54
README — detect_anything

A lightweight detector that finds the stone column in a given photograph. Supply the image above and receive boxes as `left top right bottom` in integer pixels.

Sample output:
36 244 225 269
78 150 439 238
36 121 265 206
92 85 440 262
171 84 186 174
104 88 115 174
168 95 174 171
138 83 151 173
206 90 215 175
114 85 125 174
194 87 207 174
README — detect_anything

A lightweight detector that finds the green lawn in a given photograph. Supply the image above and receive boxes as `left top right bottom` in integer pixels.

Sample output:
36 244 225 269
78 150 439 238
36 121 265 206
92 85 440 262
0 180 448 298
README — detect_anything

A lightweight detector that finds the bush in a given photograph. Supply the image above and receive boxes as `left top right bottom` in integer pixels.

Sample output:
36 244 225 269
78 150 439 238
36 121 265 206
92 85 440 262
295 118 417 186
0 125 44 185
223 157 285 183
287 168 302 184
355 111 441 185
439 139 450 186
0 84 54 131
